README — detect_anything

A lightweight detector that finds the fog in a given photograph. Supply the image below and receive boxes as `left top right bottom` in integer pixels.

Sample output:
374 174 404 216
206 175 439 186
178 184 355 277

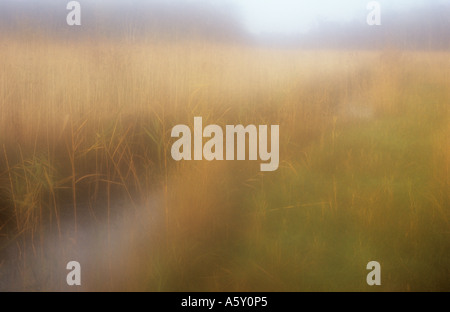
0 0 449 49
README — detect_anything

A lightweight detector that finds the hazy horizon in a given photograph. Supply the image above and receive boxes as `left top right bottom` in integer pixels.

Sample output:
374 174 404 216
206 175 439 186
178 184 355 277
0 0 449 49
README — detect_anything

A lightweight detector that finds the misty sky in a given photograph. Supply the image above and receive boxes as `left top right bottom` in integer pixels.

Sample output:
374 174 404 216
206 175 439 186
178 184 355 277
231 0 447 34
85 0 450 34
3 0 449 35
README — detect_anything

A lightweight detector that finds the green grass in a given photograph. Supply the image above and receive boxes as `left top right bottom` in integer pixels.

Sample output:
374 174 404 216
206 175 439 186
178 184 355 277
232 94 449 291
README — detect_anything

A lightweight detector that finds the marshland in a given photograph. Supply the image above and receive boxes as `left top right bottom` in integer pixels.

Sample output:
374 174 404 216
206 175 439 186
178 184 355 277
0 1 449 291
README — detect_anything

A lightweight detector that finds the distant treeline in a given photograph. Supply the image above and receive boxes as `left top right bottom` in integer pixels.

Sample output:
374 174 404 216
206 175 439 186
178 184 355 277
0 0 449 50
0 0 245 42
